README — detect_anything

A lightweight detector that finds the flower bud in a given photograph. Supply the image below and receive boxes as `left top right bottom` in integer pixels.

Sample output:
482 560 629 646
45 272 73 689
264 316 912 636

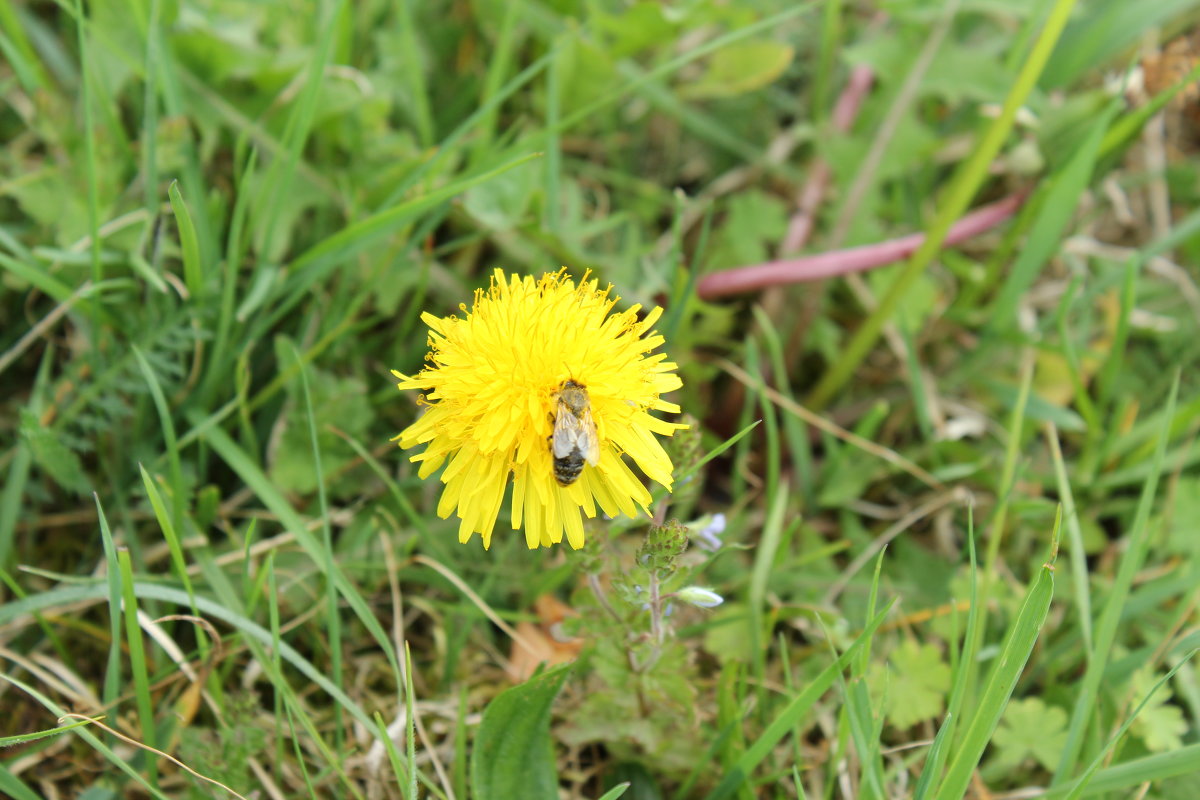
675 586 724 608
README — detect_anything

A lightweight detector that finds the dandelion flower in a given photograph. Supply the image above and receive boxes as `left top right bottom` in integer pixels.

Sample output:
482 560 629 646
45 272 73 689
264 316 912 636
392 269 686 550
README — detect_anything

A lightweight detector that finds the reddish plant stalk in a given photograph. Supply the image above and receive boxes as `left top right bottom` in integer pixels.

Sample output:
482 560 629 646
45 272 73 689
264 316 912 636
781 65 876 255
697 190 1028 300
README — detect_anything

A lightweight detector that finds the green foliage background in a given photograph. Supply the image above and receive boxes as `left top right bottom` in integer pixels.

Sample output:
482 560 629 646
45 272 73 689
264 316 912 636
1 0 1199 798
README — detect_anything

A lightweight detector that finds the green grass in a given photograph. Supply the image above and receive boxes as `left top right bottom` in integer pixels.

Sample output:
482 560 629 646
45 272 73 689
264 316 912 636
2 1 1199 798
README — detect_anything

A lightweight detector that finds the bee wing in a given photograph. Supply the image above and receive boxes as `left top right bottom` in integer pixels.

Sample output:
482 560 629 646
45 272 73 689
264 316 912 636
552 402 585 459
580 406 600 466
552 401 601 466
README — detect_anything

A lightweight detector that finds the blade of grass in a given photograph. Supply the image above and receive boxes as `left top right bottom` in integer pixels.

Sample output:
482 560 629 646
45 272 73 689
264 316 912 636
0 1 49 89
0 443 31 568
1043 743 1200 798
395 0 433 146
0 674 172 800
404 642 419 800
140 0 160 216
199 422 403 683
543 45 561 234
1051 279 1100 431
669 420 762 489
250 151 543 340
754 306 815 509
290 342 342 750
0 716 94 747
95 496 124 741
469 0 521 167
72 0 102 344
933 514 1058 800
374 711 415 800
914 510 979 800
1053 371 1181 782
969 354 1034 693
137 465 199 620
167 181 203 299
985 98 1121 330
117 548 158 789
748 489 787 703
132 345 184 540
703 600 895 800
1092 254 1137 416
0 581 384 742
255 0 346 260
1060 651 1198 800
203 144 258 405
1044 422 1091 653
806 0 1079 409
811 0 843 123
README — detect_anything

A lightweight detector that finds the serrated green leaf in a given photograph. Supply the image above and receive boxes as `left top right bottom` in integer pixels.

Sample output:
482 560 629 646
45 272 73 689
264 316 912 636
992 697 1069 770
1130 666 1187 754
869 639 951 729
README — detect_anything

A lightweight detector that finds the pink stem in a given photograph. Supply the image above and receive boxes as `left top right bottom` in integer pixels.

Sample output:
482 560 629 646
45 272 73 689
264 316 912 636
780 65 875 255
698 190 1028 300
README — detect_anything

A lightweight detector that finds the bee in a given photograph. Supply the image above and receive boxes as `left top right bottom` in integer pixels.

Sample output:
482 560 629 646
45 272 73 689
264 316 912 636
551 380 600 486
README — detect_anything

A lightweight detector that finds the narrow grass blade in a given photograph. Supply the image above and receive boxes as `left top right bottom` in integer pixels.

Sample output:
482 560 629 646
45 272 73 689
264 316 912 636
0 674 172 800
0 1 49 90
986 99 1120 330
1044 423 1091 652
0 716 94 746
0 764 42 800
403 642 419 800
1043 743 1200 798
933 532 1057 800
132 345 184 537
95 496 124 731
255 0 346 259
140 0 160 215
72 0 102 295
203 144 258 404
1060 651 1198 800
914 511 979 800
543 47 561 234
748 490 787 694
0 443 31 568
290 343 342 748
469 0 521 166
703 600 895 800
137 465 198 618
200 424 403 682
1054 372 1181 782
395 0 433 146
117 549 158 789
672 420 762 487
168 181 203 298
374 711 414 800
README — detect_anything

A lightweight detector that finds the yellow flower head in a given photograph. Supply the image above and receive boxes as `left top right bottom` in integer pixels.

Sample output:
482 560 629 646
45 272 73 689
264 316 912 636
392 268 685 550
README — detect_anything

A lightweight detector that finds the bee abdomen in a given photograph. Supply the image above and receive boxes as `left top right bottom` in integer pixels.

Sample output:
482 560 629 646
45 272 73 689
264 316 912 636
553 449 586 486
